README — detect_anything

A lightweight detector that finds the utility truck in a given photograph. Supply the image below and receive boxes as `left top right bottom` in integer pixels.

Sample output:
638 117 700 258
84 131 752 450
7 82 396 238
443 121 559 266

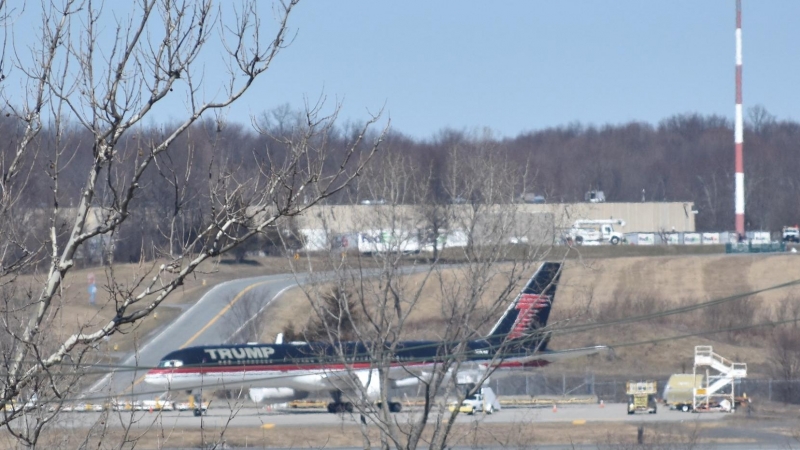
782 226 800 243
449 387 501 415
626 381 658 414
566 219 626 245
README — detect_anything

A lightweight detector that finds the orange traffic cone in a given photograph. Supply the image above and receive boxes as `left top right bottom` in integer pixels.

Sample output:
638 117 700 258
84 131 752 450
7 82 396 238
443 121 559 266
600 400 605 408
552 403 557 413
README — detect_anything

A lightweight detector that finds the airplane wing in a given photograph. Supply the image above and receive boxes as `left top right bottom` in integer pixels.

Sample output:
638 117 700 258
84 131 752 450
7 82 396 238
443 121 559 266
522 345 610 363
382 346 611 387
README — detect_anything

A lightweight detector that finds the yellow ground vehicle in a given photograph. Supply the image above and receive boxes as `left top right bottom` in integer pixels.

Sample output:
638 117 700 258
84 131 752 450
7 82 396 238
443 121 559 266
447 388 500 415
626 381 657 415
448 403 477 415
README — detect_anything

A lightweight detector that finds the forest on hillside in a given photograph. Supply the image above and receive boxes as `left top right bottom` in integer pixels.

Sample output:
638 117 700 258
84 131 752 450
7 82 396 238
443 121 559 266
3 105 796 262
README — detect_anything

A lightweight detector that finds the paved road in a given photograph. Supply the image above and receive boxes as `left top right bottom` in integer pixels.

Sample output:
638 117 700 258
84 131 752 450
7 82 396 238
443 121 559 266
86 265 429 402
54 403 728 429
53 404 796 448
192 446 794 450
86 272 303 401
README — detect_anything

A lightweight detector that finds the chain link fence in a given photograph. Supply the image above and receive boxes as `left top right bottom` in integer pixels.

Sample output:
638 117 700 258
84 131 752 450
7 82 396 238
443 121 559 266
395 373 800 404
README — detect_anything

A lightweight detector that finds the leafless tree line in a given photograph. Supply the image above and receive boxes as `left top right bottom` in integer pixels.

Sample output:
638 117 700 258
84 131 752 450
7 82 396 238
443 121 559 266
8 104 800 269
305 108 800 233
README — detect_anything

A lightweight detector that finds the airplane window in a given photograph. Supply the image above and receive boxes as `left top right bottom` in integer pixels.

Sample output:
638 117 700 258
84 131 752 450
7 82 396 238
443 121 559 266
157 360 184 368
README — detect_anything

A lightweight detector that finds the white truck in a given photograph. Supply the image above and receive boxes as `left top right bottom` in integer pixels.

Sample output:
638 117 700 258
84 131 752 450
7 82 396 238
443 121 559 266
567 219 626 245
782 226 799 243
449 387 501 415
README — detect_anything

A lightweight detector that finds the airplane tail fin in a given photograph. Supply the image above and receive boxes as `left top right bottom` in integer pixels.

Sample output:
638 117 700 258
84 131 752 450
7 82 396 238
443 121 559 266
486 262 562 350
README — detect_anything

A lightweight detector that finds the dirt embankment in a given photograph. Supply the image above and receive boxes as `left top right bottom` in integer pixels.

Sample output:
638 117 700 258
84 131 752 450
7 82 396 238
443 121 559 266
547 254 800 376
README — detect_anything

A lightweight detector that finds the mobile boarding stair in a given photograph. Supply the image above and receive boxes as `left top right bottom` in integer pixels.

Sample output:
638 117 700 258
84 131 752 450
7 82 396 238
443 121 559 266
692 346 747 412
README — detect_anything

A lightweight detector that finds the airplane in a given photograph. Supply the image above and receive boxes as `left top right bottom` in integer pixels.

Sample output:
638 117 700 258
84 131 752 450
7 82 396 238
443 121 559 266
145 262 607 414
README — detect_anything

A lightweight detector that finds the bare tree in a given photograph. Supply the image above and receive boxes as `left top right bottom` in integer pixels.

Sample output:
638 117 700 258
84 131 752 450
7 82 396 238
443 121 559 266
290 146 556 450
0 0 384 445
768 327 800 403
748 104 776 136
222 290 272 344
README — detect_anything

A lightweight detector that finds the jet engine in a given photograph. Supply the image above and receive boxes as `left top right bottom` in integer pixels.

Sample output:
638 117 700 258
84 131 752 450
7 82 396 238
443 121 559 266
248 387 309 404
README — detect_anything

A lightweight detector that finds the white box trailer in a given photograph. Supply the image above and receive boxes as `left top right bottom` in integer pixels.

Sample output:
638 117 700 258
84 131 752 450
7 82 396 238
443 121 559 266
333 229 421 255
663 374 704 412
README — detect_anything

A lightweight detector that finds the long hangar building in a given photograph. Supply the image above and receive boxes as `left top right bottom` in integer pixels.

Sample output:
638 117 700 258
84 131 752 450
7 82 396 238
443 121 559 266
295 202 696 246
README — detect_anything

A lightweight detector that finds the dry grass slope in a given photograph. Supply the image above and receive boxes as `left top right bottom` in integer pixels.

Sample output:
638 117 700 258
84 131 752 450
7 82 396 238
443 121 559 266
23 252 798 380
262 253 800 378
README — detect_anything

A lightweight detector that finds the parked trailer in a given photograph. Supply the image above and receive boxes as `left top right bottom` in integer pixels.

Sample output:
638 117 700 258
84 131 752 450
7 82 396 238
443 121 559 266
663 374 703 412
333 230 421 255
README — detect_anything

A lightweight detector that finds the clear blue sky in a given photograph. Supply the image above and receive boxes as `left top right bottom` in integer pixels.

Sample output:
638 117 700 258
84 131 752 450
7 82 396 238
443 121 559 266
13 1 800 139
248 1 800 139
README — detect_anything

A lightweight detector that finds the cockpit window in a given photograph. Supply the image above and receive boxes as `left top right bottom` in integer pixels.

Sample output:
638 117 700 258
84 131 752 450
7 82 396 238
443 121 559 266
158 360 183 368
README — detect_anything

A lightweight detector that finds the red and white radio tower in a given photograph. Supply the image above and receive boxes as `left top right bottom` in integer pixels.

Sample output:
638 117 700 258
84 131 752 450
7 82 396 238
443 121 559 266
734 0 745 238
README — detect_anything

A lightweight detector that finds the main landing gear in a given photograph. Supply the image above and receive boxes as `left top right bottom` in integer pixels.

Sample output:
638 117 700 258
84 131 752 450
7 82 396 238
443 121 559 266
327 391 353 413
377 401 403 413
326 391 402 413
327 391 354 413
185 391 207 417
327 401 354 413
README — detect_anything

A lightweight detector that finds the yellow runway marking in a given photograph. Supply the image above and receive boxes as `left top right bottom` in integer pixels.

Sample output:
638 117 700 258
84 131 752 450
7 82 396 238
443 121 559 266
179 281 269 349
124 375 147 393
122 280 271 393
261 423 275 429
572 419 587 425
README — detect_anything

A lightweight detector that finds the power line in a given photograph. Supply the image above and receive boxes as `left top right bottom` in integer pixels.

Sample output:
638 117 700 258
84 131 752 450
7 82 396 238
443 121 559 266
8 269 800 405
9 270 799 374
550 275 800 336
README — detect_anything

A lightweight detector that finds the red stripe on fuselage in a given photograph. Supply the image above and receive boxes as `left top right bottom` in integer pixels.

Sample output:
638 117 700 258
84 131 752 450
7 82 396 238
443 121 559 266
496 360 550 368
146 357 550 377
147 361 427 375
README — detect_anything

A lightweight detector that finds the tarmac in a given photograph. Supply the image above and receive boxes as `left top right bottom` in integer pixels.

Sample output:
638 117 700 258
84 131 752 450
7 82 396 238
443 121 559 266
53 402 726 429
